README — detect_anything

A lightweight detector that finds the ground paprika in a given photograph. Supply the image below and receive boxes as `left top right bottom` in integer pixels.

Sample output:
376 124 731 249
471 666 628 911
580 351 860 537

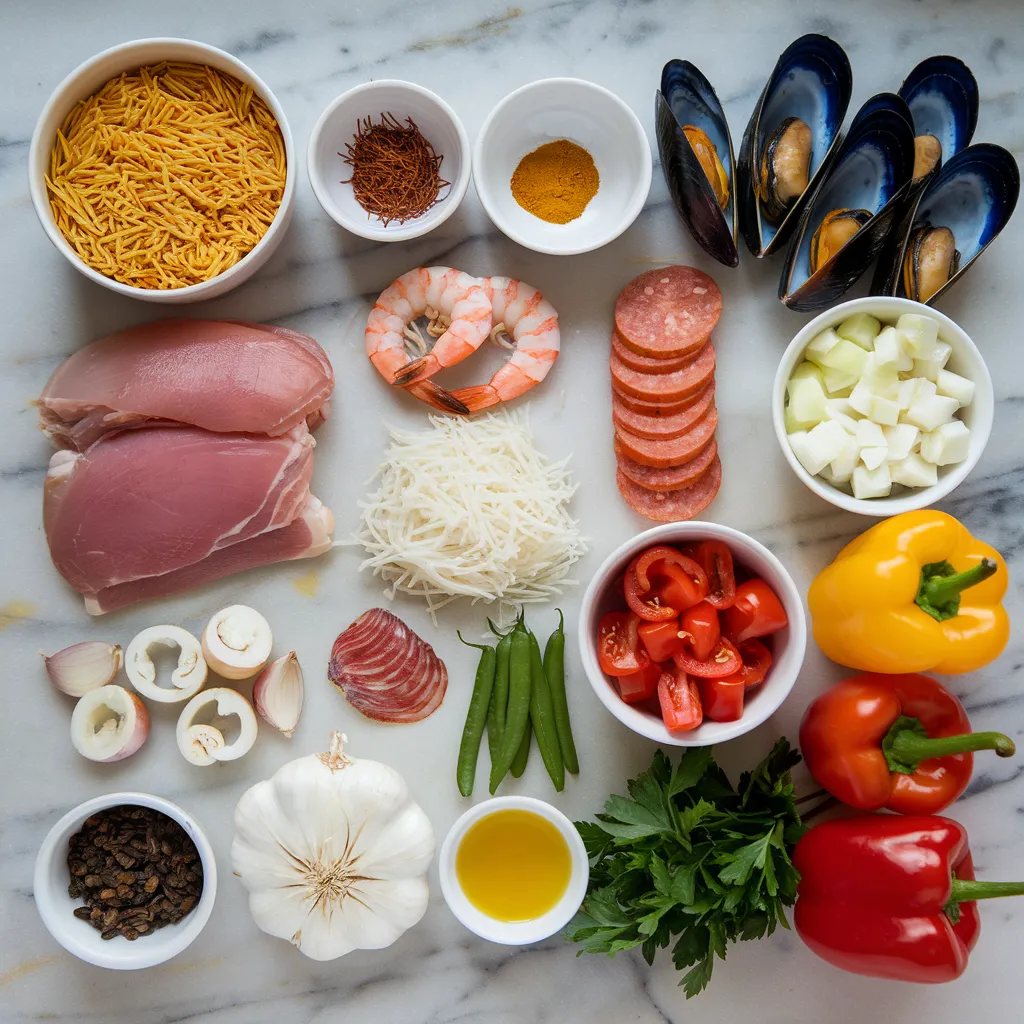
510 139 599 223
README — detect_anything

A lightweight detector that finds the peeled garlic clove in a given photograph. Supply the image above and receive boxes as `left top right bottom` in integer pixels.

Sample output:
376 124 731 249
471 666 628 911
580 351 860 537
42 641 122 697
252 652 304 737
71 684 150 762
176 687 258 766
125 625 207 703
202 606 273 680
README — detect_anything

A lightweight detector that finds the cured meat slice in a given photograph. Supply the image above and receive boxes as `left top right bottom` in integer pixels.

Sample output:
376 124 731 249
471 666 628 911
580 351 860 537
39 320 334 451
614 267 722 358
616 456 722 522
610 331 697 374
615 438 719 491
610 341 715 403
44 424 322 609
614 405 719 468
612 382 715 440
329 608 448 723
611 381 697 415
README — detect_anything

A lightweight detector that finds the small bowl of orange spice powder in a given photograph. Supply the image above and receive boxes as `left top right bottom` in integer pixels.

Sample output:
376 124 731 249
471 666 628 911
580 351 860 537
29 38 295 303
474 78 652 255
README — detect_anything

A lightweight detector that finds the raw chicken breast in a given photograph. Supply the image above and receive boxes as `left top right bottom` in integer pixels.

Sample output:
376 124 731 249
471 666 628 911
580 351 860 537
44 424 333 613
39 320 334 451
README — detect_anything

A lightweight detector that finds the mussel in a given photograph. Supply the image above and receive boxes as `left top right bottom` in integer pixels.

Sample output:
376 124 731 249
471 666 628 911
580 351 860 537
656 60 738 267
737 34 852 258
902 225 960 303
912 135 943 182
779 93 916 311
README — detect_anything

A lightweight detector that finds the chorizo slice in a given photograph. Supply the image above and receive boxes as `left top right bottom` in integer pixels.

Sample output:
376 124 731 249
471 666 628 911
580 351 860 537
615 437 718 491
612 382 715 440
614 404 718 468
616 456 722 522
610 340 715 403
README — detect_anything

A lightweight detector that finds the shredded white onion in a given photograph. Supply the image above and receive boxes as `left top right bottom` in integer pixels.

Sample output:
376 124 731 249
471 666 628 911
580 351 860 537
355 411 588 618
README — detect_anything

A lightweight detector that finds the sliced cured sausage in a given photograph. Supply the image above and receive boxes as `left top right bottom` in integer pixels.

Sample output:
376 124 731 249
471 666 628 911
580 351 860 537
615 267 722 358
611 330 697 374
615 438 718 491
328 608 447 723
612 382 714 440
611 381 698 415
614 405 718 468
616 456 722 522
610 341 715 403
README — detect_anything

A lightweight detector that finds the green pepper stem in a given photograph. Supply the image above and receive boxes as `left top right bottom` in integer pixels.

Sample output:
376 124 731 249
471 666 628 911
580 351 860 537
916 559 998 622
885 717 1016 773
949 878 1024 903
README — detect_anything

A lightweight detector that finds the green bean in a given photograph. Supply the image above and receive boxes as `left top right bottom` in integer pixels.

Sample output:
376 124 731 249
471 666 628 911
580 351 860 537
456 633 496 798
528 630 565 791
544 609 579 775
487 630 513 768
490 626 532 791
510 720 532 778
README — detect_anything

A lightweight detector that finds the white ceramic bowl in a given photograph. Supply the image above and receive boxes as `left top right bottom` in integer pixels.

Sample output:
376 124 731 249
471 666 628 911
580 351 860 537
772 296 994 516
438 796 588 945
34 792 217 970
28 38 295 303
308 80 471 242
474 78 651 255
579 522 806 746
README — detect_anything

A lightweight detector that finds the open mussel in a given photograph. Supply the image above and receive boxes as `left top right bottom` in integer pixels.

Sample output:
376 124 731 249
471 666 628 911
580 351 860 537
737 34 852 258
779 93 916 311
656 60 738 267
873 142 1019 306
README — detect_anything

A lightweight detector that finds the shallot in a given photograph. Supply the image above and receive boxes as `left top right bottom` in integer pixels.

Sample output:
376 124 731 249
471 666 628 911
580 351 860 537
252 652 304 736
202 606 273 680
43 641 122 697
125 625 207 703
70 685 149 762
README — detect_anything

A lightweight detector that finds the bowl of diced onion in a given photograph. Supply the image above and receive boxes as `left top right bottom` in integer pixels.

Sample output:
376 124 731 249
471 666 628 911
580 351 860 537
772 297 993 516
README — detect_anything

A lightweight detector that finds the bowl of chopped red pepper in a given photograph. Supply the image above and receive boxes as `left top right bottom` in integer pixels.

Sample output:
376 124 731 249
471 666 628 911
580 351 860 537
579 522 806 744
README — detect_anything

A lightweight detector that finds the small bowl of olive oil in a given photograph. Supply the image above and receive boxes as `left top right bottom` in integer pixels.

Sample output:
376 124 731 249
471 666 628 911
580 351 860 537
439 796 588 945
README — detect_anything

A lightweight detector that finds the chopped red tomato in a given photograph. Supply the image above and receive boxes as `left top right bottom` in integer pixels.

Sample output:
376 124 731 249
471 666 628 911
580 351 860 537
723 638 773 688
699 676 745 722
679 601 720 660
673 636 742 679
638 619 687 662
624 546 708 621
598 611 649 677
615 660 662 703
693 540 736 609
658 668 702 731
722 579 788 643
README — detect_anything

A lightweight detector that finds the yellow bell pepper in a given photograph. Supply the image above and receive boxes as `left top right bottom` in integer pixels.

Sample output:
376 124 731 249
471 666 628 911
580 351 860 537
808 510 1009 674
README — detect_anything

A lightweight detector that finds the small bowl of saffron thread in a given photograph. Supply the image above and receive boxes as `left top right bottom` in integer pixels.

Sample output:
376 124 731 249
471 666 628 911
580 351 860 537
307 80 471 242
474 78 652 255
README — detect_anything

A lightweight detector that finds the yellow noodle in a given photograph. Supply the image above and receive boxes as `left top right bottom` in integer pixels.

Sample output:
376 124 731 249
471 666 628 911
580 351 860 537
47 61 286 289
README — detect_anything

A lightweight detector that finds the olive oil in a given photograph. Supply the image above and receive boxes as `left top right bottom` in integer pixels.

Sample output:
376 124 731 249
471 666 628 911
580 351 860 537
455 809 572 921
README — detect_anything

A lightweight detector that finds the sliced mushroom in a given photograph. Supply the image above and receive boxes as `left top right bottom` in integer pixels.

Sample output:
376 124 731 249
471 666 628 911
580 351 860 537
202 606 273 680
176 687 259 766
125 625 207 703
71 685 149 762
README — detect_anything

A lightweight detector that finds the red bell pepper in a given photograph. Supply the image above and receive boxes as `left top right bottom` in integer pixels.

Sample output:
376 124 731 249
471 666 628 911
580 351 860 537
637 619 686 663
722 578 787 642
672 636 741 679
794 814 1024 983
598 612 648 677
624 546 707 621
658 668 702 731
800 673 1015 814
691 539 735 609
615 659 661 704
722 637 772 688
679 601 720 660
699 676 745 722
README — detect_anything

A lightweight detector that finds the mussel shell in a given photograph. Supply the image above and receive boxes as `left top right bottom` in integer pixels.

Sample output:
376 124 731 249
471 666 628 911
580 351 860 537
780 93 916 312
758 117 813 223
872 142 1020 305
737 33 853 258
902 225 960 303
810 208 873 275
656 60 738 267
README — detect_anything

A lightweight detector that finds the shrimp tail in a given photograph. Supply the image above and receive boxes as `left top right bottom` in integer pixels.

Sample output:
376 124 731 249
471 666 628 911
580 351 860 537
390 354 434 386
447 384 500 413
408 379 471 415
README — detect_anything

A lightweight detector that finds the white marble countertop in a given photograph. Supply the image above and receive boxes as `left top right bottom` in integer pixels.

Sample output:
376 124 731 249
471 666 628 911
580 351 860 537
2 1 1022 1021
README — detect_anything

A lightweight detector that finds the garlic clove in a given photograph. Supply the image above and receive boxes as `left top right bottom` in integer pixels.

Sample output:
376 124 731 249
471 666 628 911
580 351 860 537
70 684 150 762
43 641 122 697
252 652 304 736
125 625 207 703
176 687 259 766
202 606 273 680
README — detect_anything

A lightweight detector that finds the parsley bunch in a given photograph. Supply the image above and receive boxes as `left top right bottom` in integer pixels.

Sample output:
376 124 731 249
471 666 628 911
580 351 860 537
567 739 805 997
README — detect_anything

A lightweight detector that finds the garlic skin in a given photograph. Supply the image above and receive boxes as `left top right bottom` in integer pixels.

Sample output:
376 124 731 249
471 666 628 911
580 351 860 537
176 687 259 766
231 732 434 960
202 605 273 680
43 641 122 697
125 625 207 703
70 685 150 762
252 652 304 736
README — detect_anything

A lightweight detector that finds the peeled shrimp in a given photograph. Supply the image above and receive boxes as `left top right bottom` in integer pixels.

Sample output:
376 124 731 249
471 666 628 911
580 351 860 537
448 277 560 413
366 267 492 411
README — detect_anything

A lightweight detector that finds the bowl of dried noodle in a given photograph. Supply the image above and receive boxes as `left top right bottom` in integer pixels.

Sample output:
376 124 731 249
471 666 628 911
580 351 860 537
28 38 295 302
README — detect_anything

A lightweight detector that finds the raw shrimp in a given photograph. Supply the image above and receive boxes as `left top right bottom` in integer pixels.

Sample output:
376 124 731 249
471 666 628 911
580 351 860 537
448 276 560 413
367 267 492 411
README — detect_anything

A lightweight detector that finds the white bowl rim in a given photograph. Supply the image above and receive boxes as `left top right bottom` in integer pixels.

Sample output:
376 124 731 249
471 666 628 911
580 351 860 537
34 790 217 970
306 79 472 242
472 76 652 256
438 795 589 946
771 295 994 517
27 36 295 300
578 521 807 746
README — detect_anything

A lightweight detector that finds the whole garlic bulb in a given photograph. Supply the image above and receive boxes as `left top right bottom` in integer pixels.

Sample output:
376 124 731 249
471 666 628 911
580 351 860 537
231 732 434 961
